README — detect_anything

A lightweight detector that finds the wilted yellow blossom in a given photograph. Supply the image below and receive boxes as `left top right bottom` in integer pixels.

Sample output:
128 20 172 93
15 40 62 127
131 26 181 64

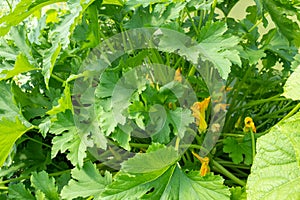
243 117 256 133
174 68 182 82
191 97 210 133
192 151 210 176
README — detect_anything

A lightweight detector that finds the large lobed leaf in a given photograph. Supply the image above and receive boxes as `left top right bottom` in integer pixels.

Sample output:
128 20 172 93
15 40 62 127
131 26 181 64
101 145 230 199
246 112 300 199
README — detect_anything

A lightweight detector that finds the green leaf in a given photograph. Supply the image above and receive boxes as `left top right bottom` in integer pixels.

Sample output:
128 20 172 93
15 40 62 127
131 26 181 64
239 47 266 65
196 22 241 79
0 0 66 36
263 0 300 47
282 66 300 101
31 171 60 200
121 146 179 173
223 134 253 165
111 125 132 151
125 3 186 28
8 183 35 200
0 54 38 80
0 82 27 121
246 112 300 199
46 84 73 115
167 108 194 138
261 29 298 63
61 161 112 199
49 110 77 135
0 117 31 167
158 22 241 79
42 42 62 89
9 26 33 62
50 111 87 167
102 146 230 199
230 186 247 200
51 131 87 168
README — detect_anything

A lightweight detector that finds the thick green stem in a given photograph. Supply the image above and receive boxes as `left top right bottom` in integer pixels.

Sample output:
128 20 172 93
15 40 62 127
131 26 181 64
207 0 218 23
211 159 246 186
279 102 300 122
185 7 199 36
51 73 65 83
188 66 196 77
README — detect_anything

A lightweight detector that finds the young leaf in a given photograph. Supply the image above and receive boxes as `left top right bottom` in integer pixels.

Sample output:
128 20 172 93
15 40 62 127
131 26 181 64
246 112 300 199
101 146 230 199
46 84 73 115
30 171 60 200
61 161 112 199
42 42 62 89
223 134 253 165
0 53 38 80
8 183 35 200
230 186 247 200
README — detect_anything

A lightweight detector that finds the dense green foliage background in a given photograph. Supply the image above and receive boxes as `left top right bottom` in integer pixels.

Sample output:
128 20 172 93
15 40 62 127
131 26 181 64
0 0 299 199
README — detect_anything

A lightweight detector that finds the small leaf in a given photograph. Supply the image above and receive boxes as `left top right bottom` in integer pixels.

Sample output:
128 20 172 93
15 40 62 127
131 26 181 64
230 186 247 200
46 84 73 115
42 42 61 89
49 110 77 135
0 53 38 80
223 134 253 165
31 171 60 200
61 161 112 199
8 183 35 200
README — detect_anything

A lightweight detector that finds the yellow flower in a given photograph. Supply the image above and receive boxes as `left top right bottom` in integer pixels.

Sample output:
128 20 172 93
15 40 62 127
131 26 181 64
243 117 256 133
192 151 210 176
191 97 210 133
174 68 182 82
